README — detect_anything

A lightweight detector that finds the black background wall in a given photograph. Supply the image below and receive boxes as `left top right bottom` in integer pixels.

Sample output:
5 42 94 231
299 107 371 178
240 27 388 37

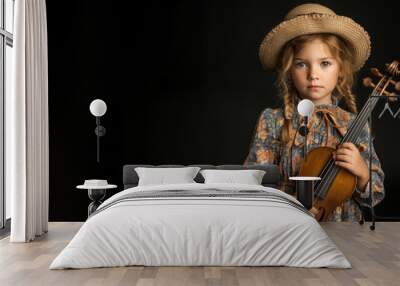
47 0 400 221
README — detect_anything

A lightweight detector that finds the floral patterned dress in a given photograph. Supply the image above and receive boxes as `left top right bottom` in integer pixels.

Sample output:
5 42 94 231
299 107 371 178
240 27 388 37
244 103 385 222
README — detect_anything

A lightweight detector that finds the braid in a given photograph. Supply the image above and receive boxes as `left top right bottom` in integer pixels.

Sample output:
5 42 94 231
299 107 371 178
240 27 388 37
342 89 358 114
281 92 292 144
275 41 300 143
336 77 358 114
283 91 294 120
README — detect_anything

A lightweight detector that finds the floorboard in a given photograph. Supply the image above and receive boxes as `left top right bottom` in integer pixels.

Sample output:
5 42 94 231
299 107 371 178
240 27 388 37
0 222 399 286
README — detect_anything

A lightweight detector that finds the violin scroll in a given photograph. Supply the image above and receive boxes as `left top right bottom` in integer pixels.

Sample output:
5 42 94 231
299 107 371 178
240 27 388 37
362 60 400 102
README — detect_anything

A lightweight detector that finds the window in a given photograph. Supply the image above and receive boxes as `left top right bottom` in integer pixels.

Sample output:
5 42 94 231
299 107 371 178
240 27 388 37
0 0 14 230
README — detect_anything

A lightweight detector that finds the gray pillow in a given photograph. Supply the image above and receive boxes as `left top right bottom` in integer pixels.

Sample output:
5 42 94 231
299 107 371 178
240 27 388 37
200 169 266 185
135 167 201 186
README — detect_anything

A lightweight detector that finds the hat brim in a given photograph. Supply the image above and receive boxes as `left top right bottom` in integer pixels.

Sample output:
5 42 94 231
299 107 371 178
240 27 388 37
259 14 371 71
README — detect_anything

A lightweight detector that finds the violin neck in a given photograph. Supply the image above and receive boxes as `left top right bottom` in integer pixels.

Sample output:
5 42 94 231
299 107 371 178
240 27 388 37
314 92 380 200
339 93 380 145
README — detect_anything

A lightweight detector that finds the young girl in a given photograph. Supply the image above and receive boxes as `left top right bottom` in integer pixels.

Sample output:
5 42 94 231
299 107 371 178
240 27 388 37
245 3 385 222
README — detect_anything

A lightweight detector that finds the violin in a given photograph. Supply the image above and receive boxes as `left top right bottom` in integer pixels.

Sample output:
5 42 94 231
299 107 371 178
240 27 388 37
299 60 400 221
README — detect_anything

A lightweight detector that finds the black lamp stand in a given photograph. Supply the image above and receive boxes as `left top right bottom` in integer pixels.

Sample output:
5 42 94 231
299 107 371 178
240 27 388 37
94 116 106 163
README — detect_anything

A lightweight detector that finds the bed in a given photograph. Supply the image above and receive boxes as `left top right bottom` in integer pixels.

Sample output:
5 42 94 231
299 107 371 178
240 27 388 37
49 164 351 269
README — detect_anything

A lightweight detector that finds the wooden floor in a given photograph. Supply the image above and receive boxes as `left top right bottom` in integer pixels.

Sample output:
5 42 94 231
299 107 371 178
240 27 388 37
0 222 399 286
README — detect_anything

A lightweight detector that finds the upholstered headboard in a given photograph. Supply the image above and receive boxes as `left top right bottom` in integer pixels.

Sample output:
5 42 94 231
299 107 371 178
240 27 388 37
123 164 281 189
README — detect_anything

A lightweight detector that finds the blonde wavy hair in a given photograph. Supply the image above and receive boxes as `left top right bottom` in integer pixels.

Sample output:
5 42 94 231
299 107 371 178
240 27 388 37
276 33 357 143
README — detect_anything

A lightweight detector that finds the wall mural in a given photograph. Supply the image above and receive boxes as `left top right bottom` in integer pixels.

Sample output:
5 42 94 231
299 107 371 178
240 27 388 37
46 1 400 222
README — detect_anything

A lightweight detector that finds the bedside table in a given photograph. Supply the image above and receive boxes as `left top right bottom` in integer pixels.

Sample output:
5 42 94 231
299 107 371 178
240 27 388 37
77 180 117 217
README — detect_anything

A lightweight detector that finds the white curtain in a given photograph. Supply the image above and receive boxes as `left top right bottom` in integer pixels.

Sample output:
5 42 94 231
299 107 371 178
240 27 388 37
6 0 49 242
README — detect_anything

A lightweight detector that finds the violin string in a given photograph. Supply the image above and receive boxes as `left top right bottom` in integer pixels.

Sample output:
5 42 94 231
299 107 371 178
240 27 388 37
342 80 384 144
346 78 388 144
315 91 379 198
313 96 370 198
347 94 379 143
314 79 385 198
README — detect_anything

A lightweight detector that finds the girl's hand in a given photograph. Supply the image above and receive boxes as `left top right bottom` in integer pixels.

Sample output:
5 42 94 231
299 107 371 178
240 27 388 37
310 207 319 218
333 142 369 191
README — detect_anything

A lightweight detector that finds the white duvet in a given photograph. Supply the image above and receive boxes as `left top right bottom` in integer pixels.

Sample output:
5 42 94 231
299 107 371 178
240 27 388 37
50 183 351 269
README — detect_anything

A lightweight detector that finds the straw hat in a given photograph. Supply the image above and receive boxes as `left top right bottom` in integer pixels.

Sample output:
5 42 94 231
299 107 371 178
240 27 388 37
259 3 371 71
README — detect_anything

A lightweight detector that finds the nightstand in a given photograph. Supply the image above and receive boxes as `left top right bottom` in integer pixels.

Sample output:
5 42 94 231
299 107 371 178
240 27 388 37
77 180 117 217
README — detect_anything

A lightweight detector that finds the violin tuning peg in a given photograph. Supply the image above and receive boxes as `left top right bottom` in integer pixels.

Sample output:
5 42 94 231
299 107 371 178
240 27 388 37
363 77 374 88
371 68 383 77
395 81 400 91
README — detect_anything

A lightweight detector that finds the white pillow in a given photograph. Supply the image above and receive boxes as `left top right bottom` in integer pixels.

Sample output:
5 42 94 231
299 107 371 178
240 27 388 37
135 167 201 186
200 169 266 185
